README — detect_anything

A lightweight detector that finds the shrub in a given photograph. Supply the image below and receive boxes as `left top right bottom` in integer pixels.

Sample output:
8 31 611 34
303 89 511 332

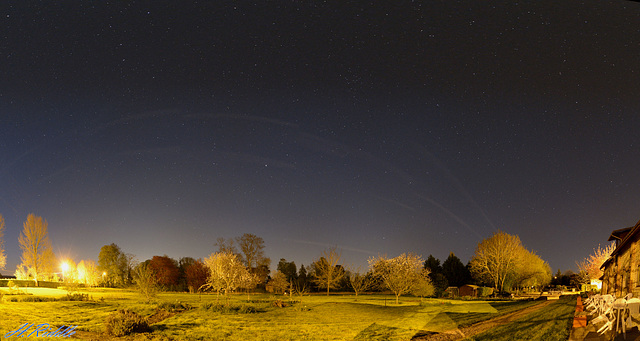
272 299 288 308
157 300 190 312
60 293 91 301
200 303 259 314
479 287 494 297
19 296 56 302
104 309 150 336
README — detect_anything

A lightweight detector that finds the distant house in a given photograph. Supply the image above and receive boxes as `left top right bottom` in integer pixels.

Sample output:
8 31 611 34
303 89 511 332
459 284 479 297
444 286 459 298
601 222 640 297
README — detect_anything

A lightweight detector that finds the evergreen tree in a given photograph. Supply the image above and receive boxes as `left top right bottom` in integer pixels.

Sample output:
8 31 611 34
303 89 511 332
424 255 447 296
442 252 471 287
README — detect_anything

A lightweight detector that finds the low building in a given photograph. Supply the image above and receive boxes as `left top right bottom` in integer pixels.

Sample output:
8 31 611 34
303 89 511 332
601 221 640 297
444 286 459 298
459 284 479 297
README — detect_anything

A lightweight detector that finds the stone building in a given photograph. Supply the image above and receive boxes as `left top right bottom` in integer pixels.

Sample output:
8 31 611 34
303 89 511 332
601 222 640 297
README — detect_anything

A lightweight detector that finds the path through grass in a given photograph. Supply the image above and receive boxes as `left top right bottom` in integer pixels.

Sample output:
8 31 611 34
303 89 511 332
462 295 576 341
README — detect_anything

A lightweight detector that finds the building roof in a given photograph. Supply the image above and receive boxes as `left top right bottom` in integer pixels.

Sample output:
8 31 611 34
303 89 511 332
601 220 640 269
608 226 634 242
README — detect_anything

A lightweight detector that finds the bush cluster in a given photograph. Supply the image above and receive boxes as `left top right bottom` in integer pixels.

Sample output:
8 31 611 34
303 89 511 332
60 293 91 301
272 299 288 308
104 309 150 336
200 302 259 314
157 300 190 312
5 293 92 302
8 296 56 302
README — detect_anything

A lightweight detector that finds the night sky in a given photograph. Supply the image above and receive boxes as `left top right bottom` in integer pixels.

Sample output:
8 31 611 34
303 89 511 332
1 1 639 275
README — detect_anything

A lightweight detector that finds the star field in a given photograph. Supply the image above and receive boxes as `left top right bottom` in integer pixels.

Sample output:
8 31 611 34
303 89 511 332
1 1 639 274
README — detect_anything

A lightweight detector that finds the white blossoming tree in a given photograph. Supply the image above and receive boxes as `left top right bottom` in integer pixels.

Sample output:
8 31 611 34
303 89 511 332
202 251 251 302
369 253 430 304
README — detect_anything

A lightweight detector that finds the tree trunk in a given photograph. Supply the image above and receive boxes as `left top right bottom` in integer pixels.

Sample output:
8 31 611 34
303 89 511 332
395 293 399 304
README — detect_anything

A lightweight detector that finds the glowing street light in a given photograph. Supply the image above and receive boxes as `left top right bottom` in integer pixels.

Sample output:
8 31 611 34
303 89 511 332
61 261 69 282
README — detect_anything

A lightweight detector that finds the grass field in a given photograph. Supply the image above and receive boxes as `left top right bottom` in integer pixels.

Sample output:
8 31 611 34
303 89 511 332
463 295 576 341
0 287 568 340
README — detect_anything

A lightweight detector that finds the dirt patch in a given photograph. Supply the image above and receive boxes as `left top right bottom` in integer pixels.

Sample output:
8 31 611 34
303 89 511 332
147 309 176 324
413 300 554 341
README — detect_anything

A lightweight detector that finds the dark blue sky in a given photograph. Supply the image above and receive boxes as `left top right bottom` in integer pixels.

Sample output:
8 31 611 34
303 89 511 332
1 1 639 275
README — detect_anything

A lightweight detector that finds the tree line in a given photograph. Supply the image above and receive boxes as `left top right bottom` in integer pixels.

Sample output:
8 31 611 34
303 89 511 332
1 213 553 297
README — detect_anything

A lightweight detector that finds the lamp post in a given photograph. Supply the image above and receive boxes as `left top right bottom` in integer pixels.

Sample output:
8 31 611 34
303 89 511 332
102 272 107 288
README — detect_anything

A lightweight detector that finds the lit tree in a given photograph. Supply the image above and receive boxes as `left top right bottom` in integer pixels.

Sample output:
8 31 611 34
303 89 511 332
238 272 260 300
347 266 377 300
469 231 525 292
311 248 345 295
18 214 55 286
76 260 89 285
576 243 616 283
267 271 289 294
369 253 428 304
134 262 158 301
61 258 77 283
202 251 251 301
0 214 6 271
98 243 128 287
513 250 551 292
15 265 29 280
412 270 435 301
82 260 101 287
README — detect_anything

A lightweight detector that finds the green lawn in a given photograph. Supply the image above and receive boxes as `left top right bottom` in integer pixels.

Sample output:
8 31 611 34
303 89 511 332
462 295 576 341
0 288 566 341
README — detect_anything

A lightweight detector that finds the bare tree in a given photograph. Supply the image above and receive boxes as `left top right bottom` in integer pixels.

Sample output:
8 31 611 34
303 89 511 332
125 253 137 285
18 214 55 286
235 233 266 270
292 278 309 298
469 231 525 292
311 247 345 296
0 214 5 270
369 253 427 304
215 237 239 255
347 266 377 301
